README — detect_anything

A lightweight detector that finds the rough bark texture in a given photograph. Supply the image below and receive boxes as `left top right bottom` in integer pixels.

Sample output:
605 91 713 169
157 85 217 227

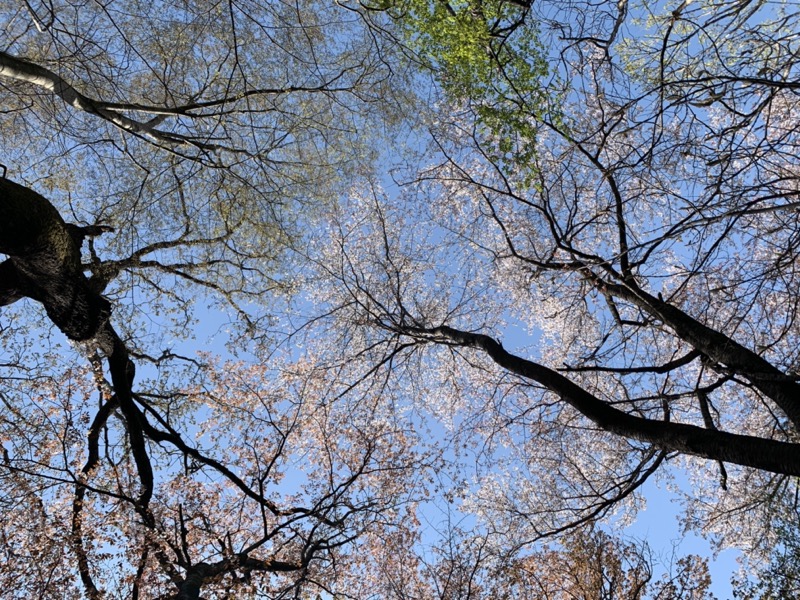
0 178 110 341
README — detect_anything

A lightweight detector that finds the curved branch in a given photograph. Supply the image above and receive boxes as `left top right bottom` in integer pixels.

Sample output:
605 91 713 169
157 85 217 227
0 50 168 136
403 324 800 476
0 50 364 156
1 178 153 503
177 555 301 600
597 279 800 429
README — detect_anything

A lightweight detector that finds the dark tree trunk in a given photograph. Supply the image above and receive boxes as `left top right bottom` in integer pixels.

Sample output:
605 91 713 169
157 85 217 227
0 178 110 341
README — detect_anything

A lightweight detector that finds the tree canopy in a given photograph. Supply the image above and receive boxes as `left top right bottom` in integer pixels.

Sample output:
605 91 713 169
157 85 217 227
1 0 799 597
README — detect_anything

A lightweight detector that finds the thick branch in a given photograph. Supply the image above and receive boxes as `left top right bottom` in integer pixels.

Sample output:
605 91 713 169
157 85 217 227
598 280 800 429
406 324 800 476
0 178 110 340
1 178 153 503
104 328 154 508
0 50 359 156
0 51 168 137
177 556 301 600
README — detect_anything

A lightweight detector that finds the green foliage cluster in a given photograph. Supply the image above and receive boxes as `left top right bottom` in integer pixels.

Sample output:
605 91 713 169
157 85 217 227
380 0 550 161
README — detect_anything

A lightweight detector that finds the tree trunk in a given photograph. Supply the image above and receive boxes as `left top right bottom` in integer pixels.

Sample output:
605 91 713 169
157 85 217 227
0 178 110 341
